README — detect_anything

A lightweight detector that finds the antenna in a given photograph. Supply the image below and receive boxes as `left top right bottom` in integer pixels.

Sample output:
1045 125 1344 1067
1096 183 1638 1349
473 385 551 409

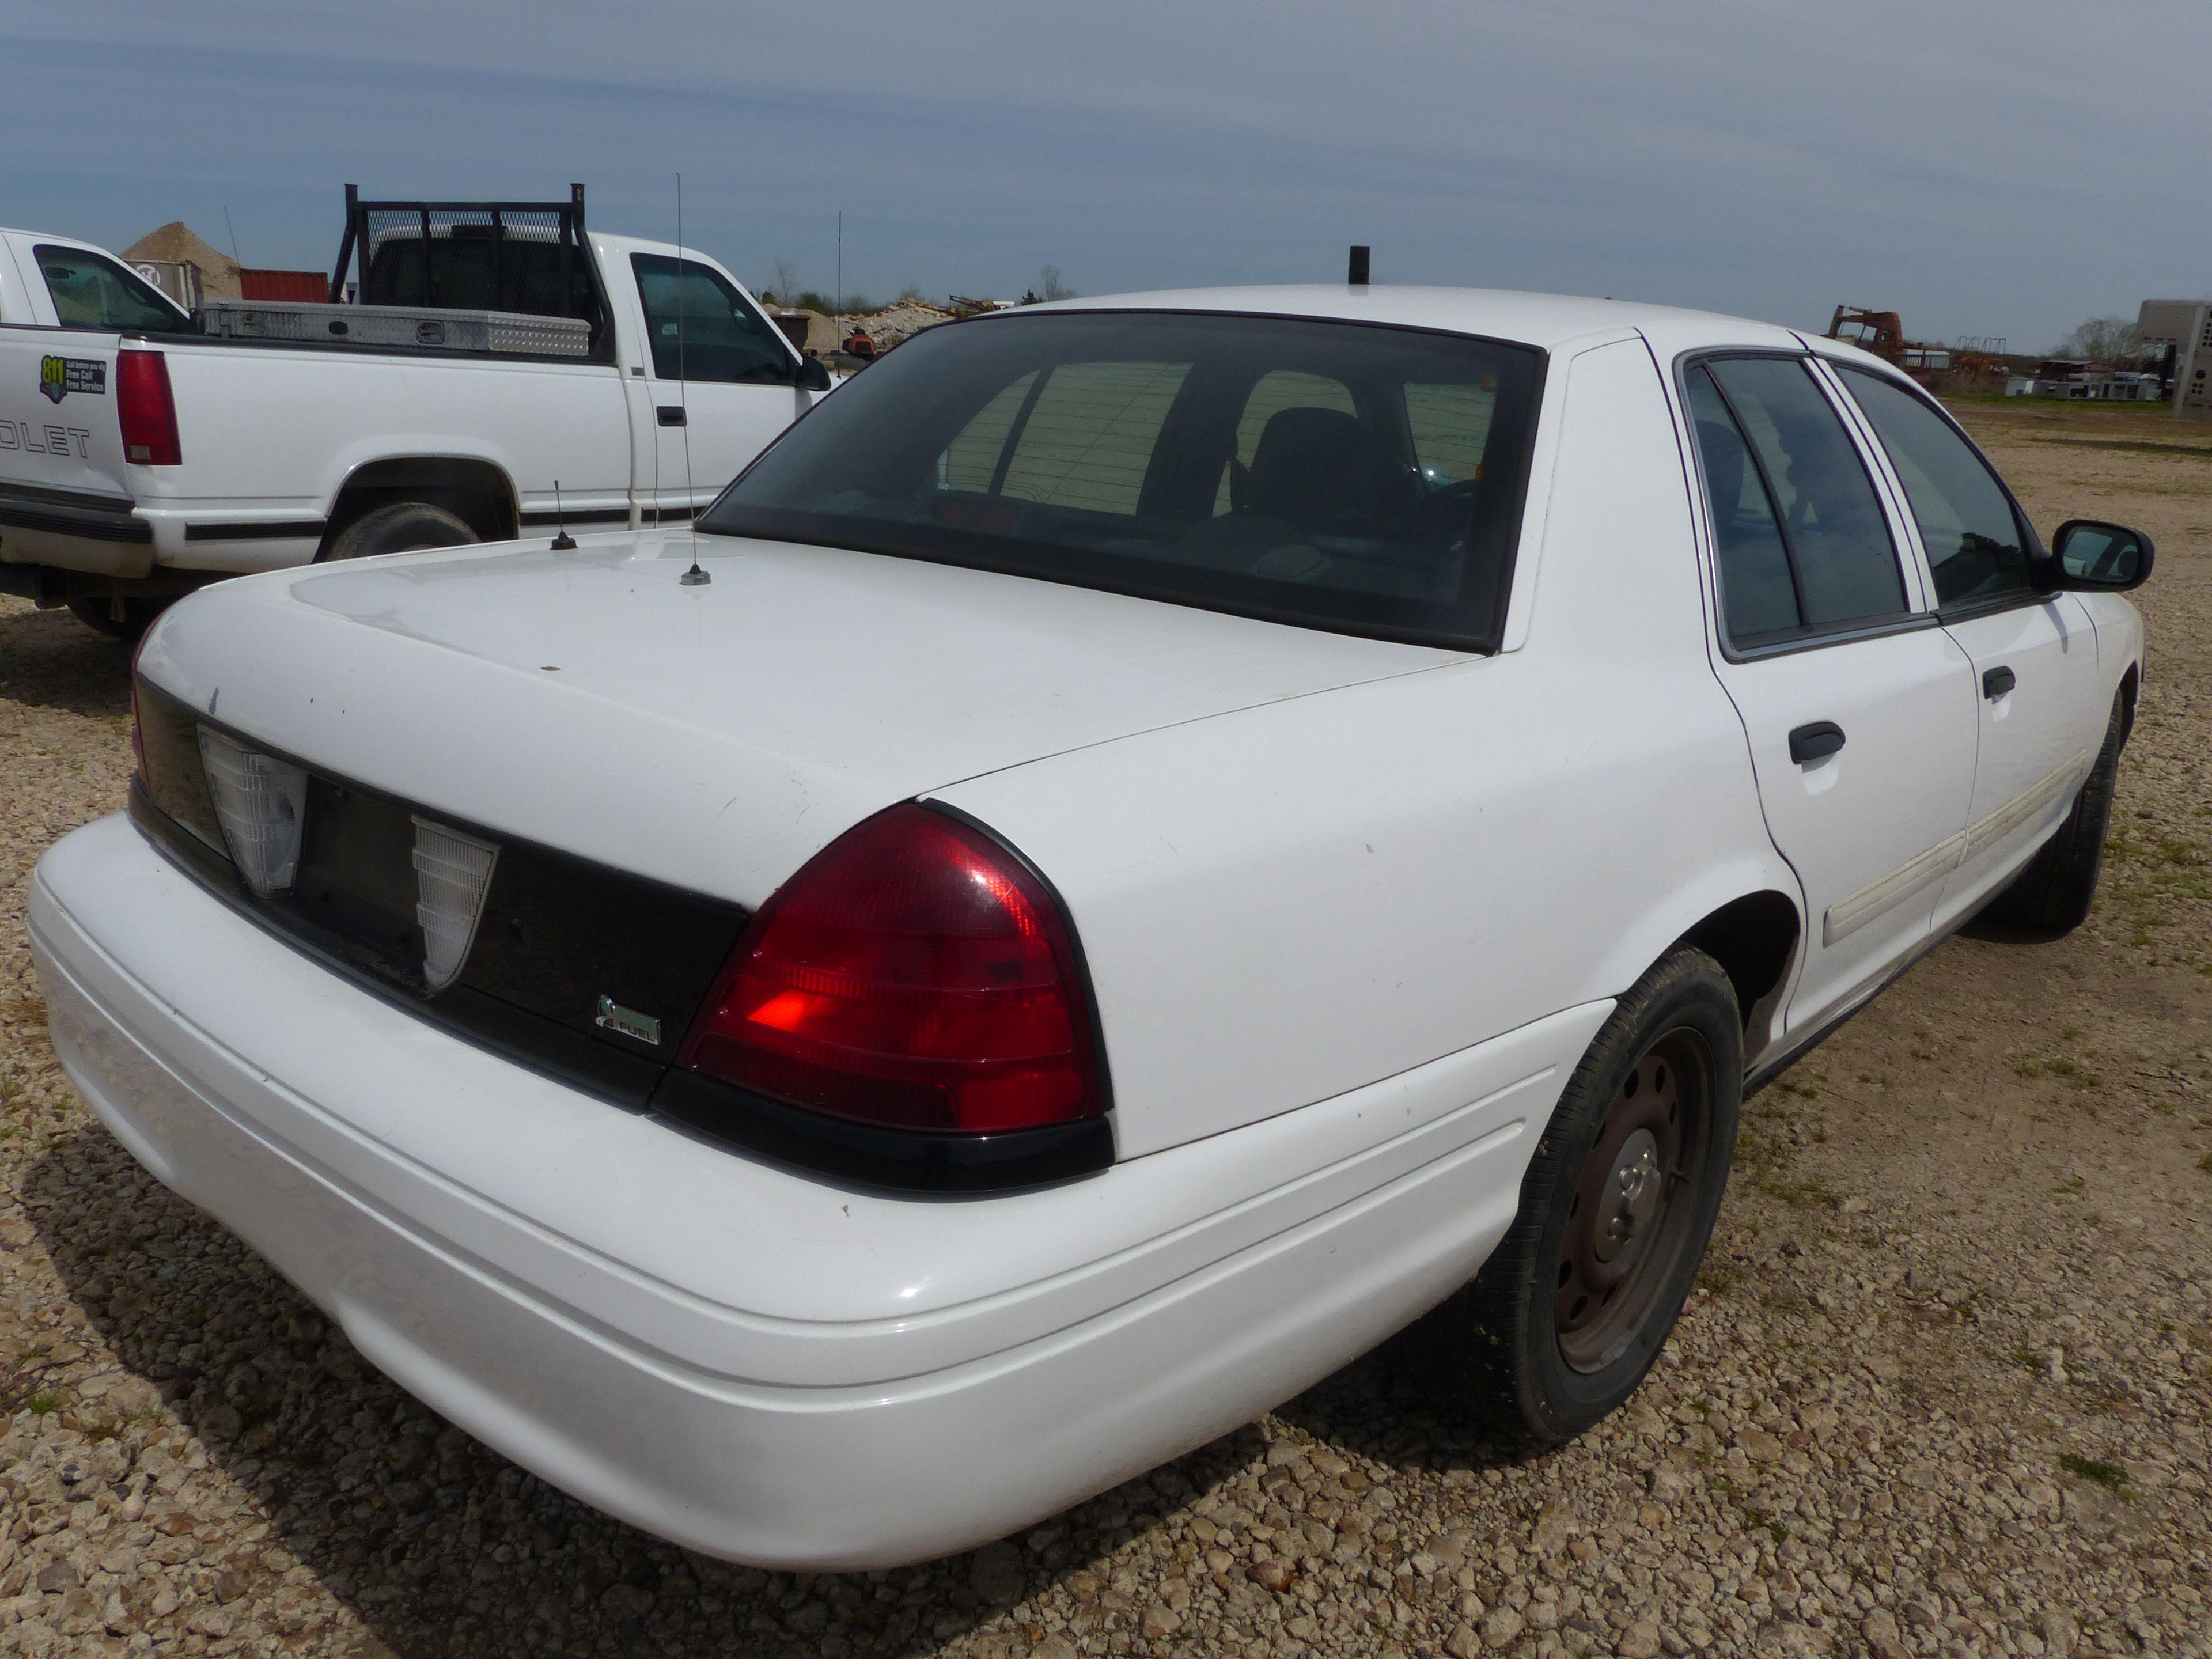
550 479 576 550
676 171 710 588
836 208 843 333
223 206 245 274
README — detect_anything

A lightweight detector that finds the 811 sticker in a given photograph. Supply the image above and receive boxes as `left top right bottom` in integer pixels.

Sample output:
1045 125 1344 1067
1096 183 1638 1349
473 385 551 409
39 356 107 404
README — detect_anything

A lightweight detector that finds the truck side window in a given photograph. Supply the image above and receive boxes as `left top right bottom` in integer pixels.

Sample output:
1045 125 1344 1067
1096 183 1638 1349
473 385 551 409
35 246 185 332
1831 366 2035 609
1693 357 1907 643
630 255 792 386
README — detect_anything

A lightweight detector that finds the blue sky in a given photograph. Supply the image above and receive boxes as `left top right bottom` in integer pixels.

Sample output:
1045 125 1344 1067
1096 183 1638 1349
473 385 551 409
5 1 2205 350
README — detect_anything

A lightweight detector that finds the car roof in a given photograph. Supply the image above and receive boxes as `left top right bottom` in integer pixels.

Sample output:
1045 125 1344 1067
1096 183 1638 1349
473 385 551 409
1010 284 1805 354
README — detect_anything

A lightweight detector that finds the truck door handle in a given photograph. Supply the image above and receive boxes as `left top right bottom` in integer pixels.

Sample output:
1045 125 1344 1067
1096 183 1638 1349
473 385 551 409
1788 721 1846 766
656 405 687 427
1982 665 2016 699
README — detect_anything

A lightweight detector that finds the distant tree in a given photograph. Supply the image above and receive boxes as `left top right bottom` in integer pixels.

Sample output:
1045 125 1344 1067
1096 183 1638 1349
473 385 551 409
1020 290 1043 306
2058 315 2144 362
1039 265 1075 302
842 293 874 316
774 259 801 305
795 290 835 315
897 283 925 303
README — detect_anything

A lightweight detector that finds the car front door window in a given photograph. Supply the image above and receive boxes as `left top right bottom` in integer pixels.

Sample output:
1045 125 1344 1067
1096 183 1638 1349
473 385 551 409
1831 366 2036 610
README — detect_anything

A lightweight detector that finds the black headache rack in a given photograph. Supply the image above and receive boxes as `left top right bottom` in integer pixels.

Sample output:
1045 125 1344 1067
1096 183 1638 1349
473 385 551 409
331 183 588 311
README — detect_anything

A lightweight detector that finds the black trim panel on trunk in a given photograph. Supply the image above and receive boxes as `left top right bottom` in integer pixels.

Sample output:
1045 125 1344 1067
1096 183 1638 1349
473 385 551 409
126 677 1112 1194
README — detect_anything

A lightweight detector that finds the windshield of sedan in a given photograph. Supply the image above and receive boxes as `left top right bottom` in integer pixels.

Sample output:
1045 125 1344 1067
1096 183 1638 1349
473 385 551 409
697 311 1544 650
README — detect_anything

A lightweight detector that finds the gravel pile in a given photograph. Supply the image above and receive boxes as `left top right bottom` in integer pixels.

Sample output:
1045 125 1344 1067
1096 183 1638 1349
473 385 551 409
850 300 956 349
0 398 2206 1657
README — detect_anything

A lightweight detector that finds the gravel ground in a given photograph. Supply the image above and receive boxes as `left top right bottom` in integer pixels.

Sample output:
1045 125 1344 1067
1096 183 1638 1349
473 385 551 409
1 398 2207 1659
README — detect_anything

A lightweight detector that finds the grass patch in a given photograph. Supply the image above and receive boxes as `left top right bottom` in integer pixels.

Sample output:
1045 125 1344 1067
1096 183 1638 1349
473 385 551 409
2032 435 2212 459
2058 1452 2129 1491
26 1391 62 1415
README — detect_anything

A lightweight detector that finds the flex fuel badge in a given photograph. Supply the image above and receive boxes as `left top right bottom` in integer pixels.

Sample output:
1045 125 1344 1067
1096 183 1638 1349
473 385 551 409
39 356 107 404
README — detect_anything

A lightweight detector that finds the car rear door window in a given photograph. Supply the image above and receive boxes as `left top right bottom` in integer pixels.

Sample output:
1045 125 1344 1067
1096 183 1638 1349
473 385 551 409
34 246 184 332
1831 366 2035 609
1688 357 1907 645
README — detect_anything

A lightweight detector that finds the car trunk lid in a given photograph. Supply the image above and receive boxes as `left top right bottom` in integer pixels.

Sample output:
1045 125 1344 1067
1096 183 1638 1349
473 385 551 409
138 530 1463 906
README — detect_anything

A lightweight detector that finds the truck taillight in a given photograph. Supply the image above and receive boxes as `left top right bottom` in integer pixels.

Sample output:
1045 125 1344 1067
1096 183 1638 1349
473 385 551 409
677 805 1105 1135
117 350 181 466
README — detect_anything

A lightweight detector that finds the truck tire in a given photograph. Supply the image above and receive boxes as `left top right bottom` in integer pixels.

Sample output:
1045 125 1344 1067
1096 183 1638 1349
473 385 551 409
321 502 478 562
1977 688 2125 937
1413 948 1741 1450
66 597 169 643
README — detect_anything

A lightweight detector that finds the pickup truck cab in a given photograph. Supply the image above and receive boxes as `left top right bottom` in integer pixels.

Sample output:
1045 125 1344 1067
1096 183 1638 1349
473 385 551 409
0 199 826 637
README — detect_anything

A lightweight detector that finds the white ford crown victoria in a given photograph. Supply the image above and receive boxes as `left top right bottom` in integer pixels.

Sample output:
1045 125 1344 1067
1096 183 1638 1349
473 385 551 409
31 288 2150 1568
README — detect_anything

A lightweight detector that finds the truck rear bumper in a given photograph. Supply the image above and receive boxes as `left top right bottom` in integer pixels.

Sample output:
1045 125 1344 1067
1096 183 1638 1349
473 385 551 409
0 484 153 577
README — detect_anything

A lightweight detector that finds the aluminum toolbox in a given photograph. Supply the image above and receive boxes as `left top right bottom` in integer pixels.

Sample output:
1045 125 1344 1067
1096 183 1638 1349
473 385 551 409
199 300 592 358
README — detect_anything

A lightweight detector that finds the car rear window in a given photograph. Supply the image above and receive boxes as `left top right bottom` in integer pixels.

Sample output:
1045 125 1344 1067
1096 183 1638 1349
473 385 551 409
698 311 1543 651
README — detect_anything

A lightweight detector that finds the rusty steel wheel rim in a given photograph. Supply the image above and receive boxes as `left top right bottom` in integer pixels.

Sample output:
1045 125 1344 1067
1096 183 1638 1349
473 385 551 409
1554 1028 1714 1374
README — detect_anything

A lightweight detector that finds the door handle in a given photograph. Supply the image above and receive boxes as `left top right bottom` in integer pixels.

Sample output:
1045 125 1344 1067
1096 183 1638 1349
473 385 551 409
1788 721 1846 766
1982 665 2016 699
656 405 687 427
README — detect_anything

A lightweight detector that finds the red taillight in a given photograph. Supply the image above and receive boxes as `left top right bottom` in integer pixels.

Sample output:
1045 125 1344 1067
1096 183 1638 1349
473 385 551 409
678 805 1104 1134
116 350 181 467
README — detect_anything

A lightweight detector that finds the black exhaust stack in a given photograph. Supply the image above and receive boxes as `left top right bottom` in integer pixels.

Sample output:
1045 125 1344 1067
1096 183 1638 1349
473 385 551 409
1347 245 1370 286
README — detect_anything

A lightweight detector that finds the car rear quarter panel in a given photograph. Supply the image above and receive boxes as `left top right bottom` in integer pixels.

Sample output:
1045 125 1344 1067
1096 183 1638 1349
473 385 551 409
935 338 1797 1160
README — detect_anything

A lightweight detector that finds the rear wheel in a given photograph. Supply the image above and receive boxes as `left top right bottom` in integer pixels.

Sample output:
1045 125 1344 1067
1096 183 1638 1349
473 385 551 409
1416 948 1741 1448
1977 688 2125 937
66 596 169 642
320 502 478 562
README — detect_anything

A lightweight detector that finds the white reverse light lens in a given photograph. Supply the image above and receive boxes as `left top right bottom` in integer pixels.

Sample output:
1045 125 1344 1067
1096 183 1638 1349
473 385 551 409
411 816 499 993
196 729 309 896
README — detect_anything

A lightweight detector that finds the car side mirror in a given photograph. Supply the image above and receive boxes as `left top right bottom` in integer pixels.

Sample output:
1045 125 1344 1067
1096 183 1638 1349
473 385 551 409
2051 520 2153 592
798 356 834 392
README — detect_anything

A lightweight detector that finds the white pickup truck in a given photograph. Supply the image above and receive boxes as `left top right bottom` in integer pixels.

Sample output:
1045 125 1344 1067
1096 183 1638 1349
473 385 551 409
0 188 828 636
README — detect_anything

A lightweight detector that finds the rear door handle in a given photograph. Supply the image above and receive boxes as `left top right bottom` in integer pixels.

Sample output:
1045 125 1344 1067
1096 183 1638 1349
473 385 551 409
1789 721 1846 766
1982 665 2016 699
656 405 687 427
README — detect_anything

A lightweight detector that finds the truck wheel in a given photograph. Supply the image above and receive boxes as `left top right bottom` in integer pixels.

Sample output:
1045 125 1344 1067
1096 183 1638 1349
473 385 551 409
1977 689 2125 938
66 597 169 642
1415 948 1741 1449
321 502 478 562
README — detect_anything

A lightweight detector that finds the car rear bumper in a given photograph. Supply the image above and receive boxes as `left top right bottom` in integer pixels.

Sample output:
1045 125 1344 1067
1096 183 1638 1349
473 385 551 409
31 813 1596 1567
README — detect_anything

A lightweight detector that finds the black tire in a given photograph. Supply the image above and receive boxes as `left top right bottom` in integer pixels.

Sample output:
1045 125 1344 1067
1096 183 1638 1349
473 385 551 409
66 596 169 642
1976 689 2125 937
1416 948 1742 1449
320 502 478 562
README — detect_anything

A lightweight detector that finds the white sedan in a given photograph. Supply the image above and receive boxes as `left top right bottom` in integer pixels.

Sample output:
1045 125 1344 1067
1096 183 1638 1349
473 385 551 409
31 287 2150 1569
